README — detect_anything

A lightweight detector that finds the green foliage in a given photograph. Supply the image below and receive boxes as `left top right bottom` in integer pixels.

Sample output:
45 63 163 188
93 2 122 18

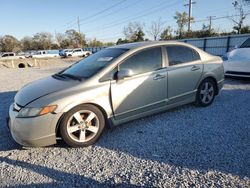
0 35 20 52
32 32 53 50
241 25 250 33
87 38 103 47
123 22 145 42
116 38 129 45
65 29 86 48
160 26 173 40
174 12 191 39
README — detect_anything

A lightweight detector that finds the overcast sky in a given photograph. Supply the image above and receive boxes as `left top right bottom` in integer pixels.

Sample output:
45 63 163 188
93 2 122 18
0 0 250 42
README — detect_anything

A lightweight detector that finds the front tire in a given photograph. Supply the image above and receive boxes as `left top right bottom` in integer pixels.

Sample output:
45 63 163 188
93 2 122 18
60 104 105 147
196 79 216 107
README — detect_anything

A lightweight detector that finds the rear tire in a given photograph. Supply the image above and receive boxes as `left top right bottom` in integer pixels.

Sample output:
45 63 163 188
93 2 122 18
196 78 216 107
60 104 105 147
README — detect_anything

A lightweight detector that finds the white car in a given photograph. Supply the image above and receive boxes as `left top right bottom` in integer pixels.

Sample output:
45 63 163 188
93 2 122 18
32 50 59 58
0 52 25 59
65 48 92 57
223 37 250 78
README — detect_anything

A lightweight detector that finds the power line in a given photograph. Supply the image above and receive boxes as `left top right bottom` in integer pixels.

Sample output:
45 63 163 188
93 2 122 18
80 0 127 23
194 12 250 23
78 0 141 27
64 0 127 29
82 0 180 34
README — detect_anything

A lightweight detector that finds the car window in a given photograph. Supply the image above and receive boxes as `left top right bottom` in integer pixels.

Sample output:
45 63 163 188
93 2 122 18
166 45 200 66
120 47 162 75
9 53 14 56
240 38 250 48
74 49 81 52
62 48 128 78
2 54 8 57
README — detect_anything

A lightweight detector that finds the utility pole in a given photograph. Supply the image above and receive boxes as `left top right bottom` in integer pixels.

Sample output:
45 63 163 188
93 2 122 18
77 16 81 34
77 16 83 48
184 0 196 32
207 16 216 32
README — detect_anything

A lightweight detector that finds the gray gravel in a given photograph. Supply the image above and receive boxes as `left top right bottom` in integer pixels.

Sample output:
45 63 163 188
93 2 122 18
0 65 250 187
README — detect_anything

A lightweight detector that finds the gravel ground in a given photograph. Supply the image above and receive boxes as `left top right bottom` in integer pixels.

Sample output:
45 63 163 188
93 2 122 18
0 65 249 187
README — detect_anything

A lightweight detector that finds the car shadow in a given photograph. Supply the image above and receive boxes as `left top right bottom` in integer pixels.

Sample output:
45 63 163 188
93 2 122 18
95 87 250 179
0 91 23 151
0 156 139 187
0 81 249 180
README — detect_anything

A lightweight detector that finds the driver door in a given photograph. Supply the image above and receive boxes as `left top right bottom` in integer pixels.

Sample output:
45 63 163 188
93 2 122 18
110 47 168 120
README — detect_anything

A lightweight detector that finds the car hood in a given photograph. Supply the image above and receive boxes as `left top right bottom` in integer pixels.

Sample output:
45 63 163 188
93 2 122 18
15 76 80 106
227 48 250 60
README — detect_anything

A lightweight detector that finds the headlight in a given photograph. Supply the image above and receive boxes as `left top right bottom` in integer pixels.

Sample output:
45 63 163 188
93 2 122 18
17 105 57 118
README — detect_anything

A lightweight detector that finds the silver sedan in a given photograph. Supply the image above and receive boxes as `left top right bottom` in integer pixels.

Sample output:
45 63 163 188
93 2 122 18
8 41 224 147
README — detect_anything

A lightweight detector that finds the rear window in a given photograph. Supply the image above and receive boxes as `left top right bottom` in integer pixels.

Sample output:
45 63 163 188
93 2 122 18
166 45 200 66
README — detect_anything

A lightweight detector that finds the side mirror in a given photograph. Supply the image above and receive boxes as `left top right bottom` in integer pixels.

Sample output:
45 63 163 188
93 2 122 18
117 69 133 80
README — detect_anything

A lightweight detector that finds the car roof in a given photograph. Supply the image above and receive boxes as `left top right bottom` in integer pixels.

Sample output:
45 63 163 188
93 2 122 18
109 41 191 50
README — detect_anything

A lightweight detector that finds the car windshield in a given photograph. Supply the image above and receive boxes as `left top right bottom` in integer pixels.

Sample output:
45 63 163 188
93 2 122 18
61 48 128 78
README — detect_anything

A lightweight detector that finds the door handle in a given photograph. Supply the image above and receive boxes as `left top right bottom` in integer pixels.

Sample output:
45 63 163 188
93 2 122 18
191 65 200 71
153 74 166 80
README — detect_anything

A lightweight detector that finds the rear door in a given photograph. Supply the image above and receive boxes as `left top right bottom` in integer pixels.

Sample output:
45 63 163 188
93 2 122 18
111 47 168 120
165 45 203 104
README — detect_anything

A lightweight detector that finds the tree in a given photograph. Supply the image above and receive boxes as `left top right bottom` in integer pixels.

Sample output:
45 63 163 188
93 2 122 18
231 0 249 34
148 18 165 41
160 26 173 40
65 29 86 48
20 36 33 51
88 38 103 47
123 22 145 42
103 42 114 47
241 25 250 33
134 29 145 42
243 0 250 4
0 35 20 52
116 38 129 45
174 12 190 39
32 32 53 50
55 32 65 48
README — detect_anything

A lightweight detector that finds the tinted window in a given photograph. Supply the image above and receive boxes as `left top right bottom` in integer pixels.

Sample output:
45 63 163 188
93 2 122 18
9 53 14 56
120 47 162 75
166 45 200 66
2 54 8 57
240 38 250 48
62 48 128 78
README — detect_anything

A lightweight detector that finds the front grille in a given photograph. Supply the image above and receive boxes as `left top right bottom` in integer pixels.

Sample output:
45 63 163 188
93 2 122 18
13 102 22 112
226 71 250 76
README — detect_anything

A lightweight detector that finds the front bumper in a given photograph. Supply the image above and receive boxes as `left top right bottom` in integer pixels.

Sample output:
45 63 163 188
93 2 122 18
8 103 60 147
225 71 250 78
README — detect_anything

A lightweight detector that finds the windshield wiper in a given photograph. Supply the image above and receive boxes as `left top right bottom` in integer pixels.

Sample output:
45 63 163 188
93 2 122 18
52 73 82 81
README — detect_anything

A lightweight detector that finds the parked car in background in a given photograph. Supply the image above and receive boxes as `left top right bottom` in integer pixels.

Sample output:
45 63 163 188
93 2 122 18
64 48 92 58
24 51 36 58
223 37 250 77
31 50 59 58
59 49 72 57
0 52 25 59
8 41 224 147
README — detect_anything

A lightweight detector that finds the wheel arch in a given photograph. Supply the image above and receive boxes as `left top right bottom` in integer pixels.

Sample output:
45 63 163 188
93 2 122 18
55 102 109 137
199 76 219 95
